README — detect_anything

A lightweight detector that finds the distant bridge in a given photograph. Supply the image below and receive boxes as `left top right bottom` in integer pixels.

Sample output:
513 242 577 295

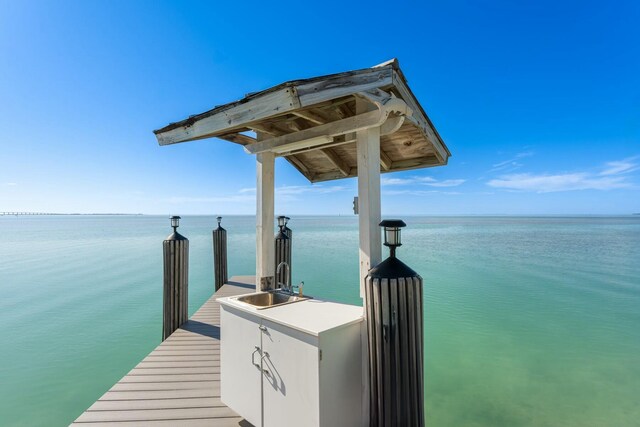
0 212 63 216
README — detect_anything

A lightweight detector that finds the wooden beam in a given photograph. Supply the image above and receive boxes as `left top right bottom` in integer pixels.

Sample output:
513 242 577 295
155 87 300 145
297 67 393 107
245 110 384 155
380 150 392 171
247 123 280 136
217 133 257 146
276 134 356 157
292 110 326 125
336 104 351 119
391 155 442 170
285 155 315 182
311 169 357 182
321 148 350 176
286 119 303 132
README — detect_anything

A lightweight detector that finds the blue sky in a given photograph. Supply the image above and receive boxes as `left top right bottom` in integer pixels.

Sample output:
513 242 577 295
0 0 638 215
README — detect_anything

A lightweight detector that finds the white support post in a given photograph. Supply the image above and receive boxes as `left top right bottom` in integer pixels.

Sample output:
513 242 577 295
356 99 382 298
356 97 382 427
256 149 275 291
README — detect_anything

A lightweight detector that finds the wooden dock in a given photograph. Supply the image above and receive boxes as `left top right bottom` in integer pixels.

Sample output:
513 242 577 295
72 276 256 427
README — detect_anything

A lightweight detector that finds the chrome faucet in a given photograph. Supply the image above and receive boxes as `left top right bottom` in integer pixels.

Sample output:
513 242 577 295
276 262 291 293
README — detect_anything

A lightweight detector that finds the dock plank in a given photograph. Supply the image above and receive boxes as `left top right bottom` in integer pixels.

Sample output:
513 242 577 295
109 381 220 392
71 277 255 426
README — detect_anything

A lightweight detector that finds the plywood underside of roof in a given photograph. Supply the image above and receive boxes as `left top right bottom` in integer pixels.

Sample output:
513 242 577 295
288 121 441 182
218 95 446 183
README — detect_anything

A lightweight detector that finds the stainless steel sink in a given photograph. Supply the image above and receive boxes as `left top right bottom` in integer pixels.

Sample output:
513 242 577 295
235 291 309 309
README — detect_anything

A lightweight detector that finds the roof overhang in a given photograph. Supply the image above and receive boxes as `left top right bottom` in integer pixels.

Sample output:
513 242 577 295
154 59 451 182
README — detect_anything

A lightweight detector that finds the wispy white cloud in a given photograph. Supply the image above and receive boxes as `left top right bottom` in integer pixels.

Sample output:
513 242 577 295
3 182 17 186
167 195 255 203
490 151 534 173
488 156 638 193
174 185 348 204
383 189 461 196
381 176 465 187
277 185 347 195
380 177 415 186
424 178 466 187
487 173 631 193
600 157 639 176
236 185 347 196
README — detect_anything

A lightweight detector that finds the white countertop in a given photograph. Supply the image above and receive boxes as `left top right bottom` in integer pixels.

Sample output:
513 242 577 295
218 293 364 336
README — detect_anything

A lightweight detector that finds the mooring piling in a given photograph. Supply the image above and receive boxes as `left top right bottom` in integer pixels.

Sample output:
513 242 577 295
365 219 424 427
162 216 189 341
274 216 292 287
213 216 228 291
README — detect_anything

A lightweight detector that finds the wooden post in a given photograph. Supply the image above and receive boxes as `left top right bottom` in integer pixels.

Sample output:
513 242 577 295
256 147 275 291
163 216 189 341
213 216 227 291
356 97 382 298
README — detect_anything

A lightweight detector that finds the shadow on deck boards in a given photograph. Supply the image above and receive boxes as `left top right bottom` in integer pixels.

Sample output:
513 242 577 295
71 277 256 427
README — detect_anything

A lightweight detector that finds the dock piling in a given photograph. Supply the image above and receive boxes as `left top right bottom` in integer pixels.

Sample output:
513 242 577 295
163 216 189 341
213 216 228 291
365 219 424 426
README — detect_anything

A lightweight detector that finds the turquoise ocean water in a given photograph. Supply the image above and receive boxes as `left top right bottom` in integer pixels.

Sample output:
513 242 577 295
0 215 639 426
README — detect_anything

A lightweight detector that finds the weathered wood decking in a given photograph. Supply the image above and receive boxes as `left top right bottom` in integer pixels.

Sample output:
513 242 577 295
72 276 256 427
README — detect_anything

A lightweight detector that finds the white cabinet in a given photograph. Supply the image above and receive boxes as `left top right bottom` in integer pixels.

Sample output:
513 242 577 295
220 301 363 427
220 307 262 426
261 318 321 426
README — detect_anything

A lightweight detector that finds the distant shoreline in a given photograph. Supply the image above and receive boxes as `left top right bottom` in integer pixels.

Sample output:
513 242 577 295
0 212 144 216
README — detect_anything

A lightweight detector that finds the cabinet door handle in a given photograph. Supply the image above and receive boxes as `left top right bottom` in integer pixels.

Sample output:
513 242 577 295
261 351 270 375
259 325 267 332
251 346 261 369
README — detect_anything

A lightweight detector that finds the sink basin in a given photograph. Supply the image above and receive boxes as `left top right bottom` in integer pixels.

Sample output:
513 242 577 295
234 291 309 309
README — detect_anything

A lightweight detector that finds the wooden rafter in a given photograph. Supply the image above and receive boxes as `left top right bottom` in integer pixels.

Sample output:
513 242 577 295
380 150 392 170
247 123 280 136
292 110 326 125
321 148 350 176
218 133 257 146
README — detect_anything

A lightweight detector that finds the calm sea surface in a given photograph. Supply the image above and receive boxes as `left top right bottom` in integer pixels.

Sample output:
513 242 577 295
0 215 639 426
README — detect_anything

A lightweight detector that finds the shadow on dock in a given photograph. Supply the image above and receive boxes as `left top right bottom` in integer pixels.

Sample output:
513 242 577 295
225 280 255 290
71 278 255 427
180 320 220 339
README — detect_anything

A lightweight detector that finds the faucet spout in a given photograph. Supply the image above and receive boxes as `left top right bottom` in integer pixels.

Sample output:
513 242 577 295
276 262 291 293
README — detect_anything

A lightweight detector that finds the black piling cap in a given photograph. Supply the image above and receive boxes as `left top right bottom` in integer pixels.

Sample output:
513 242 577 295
275 227 289 240
216 216 225 231
379 219 407 228
368 256 417 278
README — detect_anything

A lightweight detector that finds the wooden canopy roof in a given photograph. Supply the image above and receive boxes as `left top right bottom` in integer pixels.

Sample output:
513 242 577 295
154 59 450 183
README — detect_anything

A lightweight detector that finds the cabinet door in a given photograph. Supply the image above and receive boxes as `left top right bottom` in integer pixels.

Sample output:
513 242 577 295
220 306 262 427
261 319 320 427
